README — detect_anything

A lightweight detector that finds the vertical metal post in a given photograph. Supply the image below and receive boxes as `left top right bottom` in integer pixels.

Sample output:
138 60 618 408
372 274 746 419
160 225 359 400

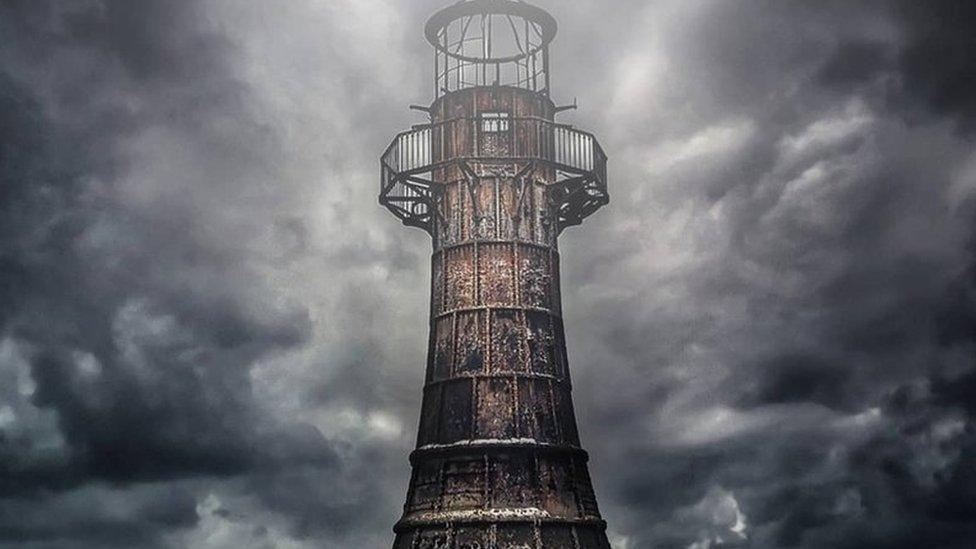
543 47 550 95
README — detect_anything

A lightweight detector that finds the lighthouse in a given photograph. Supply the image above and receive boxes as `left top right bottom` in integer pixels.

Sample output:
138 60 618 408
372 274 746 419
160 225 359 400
380 2 611 546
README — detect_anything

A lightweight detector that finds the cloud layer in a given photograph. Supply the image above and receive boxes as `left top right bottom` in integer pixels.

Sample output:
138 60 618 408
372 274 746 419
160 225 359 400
1 1 975 547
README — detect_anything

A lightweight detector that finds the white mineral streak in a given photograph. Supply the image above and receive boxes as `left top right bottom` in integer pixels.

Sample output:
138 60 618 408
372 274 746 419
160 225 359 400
405 507 552 523
416 438 554 451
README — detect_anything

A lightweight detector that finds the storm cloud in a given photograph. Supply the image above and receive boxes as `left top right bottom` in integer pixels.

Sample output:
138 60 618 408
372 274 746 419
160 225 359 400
1 1 975 548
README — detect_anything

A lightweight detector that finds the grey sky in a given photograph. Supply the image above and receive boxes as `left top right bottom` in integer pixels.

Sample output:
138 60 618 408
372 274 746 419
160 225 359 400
2 1 976 548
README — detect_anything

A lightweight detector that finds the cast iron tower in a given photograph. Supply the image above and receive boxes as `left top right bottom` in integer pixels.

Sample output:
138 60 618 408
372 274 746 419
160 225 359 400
380 1 610 547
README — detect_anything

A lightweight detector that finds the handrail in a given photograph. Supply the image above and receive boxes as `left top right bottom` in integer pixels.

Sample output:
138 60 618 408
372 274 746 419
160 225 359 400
380 117 607 184
385 116 603 146
379 116 608 233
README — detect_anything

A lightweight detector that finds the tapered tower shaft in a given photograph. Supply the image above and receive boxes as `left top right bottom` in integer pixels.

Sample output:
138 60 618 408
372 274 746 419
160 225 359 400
380 2 610 547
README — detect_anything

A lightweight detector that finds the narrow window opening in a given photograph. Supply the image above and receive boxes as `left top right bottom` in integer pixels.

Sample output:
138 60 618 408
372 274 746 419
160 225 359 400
481 112 510 133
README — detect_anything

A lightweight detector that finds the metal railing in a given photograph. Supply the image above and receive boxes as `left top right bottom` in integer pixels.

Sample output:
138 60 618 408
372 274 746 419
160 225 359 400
380 116 608 232
381 117 606 180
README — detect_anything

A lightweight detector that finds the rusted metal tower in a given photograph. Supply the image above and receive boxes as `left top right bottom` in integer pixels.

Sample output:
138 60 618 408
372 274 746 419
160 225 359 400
380 1 610 547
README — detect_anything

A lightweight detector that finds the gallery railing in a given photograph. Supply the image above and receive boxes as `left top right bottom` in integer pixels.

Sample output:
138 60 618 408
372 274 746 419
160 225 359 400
380 116 608 233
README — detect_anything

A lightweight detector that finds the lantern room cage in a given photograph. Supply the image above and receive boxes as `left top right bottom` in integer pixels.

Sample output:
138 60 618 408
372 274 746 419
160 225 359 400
426 0 557 97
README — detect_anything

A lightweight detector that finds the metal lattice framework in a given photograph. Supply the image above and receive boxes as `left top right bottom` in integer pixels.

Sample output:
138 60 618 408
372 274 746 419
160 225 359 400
380 116 608 234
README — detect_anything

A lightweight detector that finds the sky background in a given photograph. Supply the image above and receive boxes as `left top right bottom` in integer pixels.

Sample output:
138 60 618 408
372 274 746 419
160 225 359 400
2 1 976 547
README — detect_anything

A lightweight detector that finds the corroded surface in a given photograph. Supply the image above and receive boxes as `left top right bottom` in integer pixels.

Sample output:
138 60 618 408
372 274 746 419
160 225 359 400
390 86 610 548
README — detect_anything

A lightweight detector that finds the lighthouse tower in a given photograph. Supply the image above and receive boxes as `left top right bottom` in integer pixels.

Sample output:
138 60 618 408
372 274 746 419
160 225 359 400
380 1 611 547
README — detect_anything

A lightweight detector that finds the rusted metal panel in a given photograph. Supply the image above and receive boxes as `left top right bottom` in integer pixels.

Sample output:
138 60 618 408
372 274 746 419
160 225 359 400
490 310 524 373
407 461 442 512
443 457 486 508
553 317 570 379
476 377 516 439
415 530 450 549
454 527 486 549
473 177 497 239
515 376 538 437
454 310 486 375
496 524 535 548
517 377 557 442
519 246 551 309
551 250 563 317
540 524 577 548
429 315 454 381
525 311 555 375
574 464 601 517
490 453 536 508
496 177 519 240
441 379 474 443
445 245 477 310
417 384 442 446
430 252 445 317
458 178 475 242
514 181 537 243
480 127 510 158
539 456 578 517
394 523 610 549
554 386 581 446
478 243 515 306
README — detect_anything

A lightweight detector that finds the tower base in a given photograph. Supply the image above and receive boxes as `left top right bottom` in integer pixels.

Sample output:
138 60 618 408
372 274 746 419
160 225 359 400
394 518 611 549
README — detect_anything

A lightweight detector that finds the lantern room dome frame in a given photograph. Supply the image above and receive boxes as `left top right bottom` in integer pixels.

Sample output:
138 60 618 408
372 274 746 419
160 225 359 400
424 0 557 63
425 0 558 97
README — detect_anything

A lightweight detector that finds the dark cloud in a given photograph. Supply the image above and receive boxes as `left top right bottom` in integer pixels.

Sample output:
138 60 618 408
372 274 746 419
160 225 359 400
895 0 976 131
734 353 854 411
817 41 890 89
0 1 351 546
2 0 976 548
546 0 976 547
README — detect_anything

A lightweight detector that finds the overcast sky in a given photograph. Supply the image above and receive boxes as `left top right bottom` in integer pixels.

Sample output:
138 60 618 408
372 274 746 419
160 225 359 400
2 1 976 548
